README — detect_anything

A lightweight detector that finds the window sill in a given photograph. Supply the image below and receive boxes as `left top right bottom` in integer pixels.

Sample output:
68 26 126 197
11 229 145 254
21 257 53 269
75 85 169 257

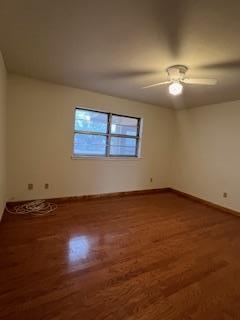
71 156 143 161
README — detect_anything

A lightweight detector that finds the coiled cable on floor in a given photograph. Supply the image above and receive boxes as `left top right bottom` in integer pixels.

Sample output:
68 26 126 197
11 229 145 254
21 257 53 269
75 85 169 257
6 200 57 217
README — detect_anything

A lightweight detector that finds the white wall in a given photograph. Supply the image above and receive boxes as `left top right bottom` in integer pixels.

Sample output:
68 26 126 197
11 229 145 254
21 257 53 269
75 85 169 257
6 74 240 212
0 51 7 218
171 100 240 212
7 75 175 201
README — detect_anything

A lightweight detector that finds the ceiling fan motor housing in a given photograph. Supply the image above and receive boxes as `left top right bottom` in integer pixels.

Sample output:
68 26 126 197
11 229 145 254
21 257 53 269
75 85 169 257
167 65 188 81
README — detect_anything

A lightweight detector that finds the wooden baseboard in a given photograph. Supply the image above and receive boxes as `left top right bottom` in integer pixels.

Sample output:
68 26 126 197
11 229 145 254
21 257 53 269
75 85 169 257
8 188 239 218
169 188 240 217
7 188 171 205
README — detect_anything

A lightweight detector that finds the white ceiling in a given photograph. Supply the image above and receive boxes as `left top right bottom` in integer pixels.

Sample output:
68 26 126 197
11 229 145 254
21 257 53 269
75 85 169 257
1 0 240 108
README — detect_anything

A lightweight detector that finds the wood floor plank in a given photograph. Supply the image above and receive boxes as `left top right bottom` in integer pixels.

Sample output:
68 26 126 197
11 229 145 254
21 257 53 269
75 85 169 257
0 192 240 319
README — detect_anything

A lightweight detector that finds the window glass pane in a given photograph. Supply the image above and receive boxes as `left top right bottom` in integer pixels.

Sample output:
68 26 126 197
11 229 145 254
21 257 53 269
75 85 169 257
74 133 106 156
110 137 137 156
75 109 108 133
111 115 138 136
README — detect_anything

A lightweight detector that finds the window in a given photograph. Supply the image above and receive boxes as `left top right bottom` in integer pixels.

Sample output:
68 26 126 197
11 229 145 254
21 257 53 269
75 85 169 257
73 108 141 158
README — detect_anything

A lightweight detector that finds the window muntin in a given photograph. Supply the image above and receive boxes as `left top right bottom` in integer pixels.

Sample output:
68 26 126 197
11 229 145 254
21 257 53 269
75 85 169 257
73 108 141 157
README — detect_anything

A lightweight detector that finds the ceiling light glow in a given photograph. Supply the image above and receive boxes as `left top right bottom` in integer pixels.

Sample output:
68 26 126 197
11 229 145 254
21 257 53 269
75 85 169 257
169 82 183 96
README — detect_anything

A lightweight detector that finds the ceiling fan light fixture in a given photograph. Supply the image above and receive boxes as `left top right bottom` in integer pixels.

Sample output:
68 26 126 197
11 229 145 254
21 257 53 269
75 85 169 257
169 81 183 96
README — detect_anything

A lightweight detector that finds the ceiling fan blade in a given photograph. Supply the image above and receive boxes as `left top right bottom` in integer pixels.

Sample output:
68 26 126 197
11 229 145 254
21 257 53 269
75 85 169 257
200 60 240 70
183 78 217 85
141 81 171 89
105 70 158 80
99 70 157 80
157 1 187 58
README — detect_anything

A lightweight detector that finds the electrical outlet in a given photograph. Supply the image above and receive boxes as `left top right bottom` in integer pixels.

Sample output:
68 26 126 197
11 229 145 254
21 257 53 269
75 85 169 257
44 183 49 189
150 177 153 183
223 192 228 198
28 183 33 190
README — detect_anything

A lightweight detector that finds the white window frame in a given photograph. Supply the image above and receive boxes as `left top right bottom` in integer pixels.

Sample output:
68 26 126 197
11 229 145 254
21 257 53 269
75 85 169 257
72 107 142 158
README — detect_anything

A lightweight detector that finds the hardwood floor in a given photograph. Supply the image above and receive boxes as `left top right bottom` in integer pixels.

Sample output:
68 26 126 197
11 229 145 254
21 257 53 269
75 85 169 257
1 191 240 319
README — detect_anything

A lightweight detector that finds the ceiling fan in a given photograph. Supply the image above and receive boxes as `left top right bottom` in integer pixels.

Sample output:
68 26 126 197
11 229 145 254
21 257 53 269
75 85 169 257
141 65 217 96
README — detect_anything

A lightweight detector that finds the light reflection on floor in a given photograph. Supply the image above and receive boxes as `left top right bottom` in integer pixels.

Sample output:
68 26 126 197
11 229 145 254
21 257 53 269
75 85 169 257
68 236 90 263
